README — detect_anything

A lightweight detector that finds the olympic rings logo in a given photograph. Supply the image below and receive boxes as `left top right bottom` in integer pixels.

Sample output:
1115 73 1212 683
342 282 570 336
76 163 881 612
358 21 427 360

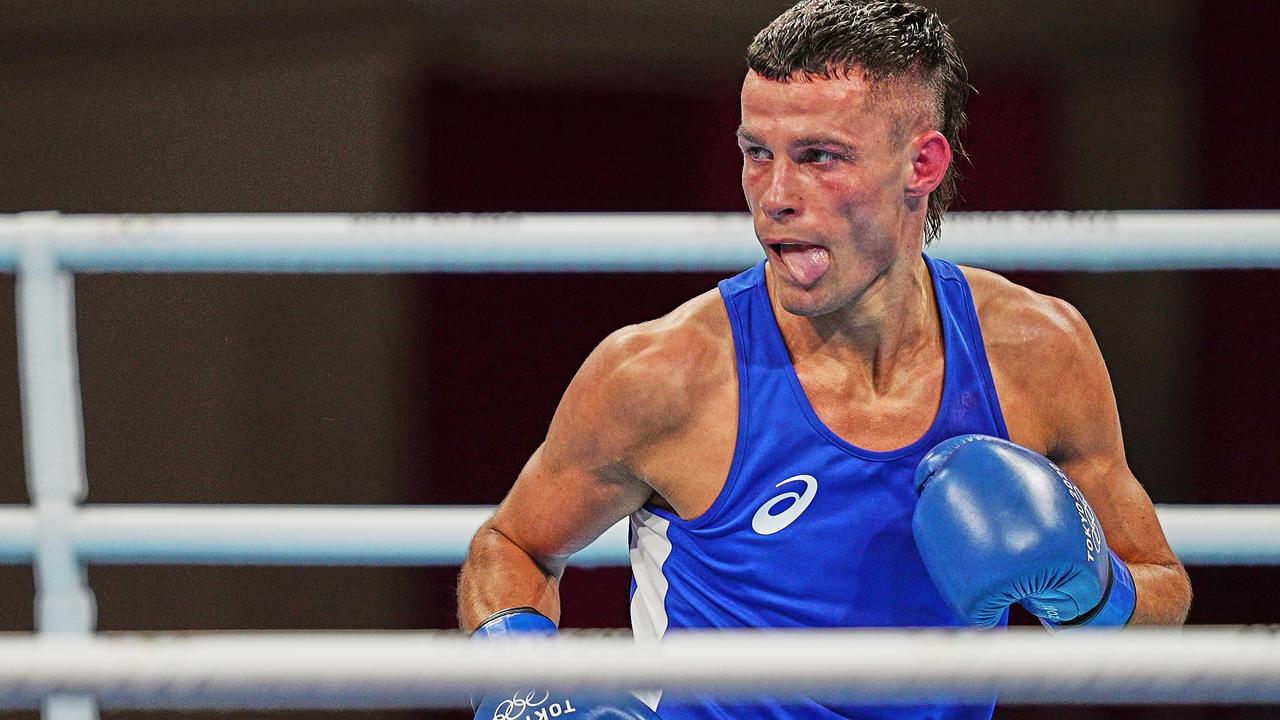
492 690 550 720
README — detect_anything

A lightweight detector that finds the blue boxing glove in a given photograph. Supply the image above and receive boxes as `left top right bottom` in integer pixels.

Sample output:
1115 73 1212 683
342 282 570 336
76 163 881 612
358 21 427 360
912 434 1136 630
472 607 662 720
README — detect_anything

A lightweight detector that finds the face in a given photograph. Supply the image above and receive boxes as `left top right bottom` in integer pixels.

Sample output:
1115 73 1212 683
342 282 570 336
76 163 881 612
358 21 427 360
738 70 932 317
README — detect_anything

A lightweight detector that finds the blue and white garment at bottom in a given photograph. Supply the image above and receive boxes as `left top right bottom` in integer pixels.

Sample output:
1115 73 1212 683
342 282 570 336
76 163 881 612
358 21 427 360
629 256 1011 720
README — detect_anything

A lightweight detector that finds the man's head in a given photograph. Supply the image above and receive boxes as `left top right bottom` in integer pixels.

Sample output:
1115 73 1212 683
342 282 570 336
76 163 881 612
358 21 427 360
746 0 968 246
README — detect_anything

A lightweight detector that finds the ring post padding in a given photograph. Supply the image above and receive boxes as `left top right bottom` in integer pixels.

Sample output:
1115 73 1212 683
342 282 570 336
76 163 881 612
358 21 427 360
16 213 99 720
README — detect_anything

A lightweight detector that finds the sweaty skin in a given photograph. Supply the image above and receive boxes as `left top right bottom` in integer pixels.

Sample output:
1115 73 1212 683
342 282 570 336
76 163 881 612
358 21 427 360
457 70 1191 630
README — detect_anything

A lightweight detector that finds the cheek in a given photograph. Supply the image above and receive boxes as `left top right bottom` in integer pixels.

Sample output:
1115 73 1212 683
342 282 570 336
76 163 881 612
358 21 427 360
740 163 764 207
828 167 901 216
818 174 873 218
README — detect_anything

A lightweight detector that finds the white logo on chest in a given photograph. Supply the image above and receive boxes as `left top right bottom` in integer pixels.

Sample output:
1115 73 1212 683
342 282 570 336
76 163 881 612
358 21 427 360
751 474 819 535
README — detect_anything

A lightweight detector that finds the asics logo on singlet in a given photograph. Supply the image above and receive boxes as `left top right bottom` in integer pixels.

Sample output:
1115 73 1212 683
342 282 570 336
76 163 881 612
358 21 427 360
751 474 818 535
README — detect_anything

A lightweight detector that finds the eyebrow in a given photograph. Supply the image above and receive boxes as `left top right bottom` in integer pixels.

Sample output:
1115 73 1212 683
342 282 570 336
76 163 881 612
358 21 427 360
794 136 856 151
735 128 767 146
735 127 856 152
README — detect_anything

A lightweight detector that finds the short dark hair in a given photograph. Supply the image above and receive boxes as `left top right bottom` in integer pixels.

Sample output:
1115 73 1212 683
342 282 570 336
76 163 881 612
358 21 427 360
747 0 969 245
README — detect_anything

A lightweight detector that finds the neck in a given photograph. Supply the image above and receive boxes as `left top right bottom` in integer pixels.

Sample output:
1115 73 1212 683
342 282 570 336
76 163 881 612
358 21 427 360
770 255 939 394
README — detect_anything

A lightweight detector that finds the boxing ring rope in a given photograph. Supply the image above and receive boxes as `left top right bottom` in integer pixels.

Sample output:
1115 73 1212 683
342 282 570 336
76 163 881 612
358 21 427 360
3 627 1280 709
4 211 1280 716
2 210 1280 272
0 504 1276 567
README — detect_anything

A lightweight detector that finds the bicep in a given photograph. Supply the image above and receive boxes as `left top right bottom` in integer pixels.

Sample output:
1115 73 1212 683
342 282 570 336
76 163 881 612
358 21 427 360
491 441 651 576
1058 445 1177 568
487 330 671 575
1048 305 1180 568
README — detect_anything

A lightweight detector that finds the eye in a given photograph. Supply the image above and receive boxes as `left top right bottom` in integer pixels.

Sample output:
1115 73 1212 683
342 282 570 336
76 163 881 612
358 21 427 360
799 149 845 164
741 146 771 161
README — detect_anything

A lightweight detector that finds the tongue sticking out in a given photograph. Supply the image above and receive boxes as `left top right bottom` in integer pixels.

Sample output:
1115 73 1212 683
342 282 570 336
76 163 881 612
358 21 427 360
778 245 831 286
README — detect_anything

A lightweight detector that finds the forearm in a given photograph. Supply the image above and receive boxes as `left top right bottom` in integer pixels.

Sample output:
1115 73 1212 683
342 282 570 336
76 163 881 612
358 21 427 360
457 522 562 631
1127 561 1192 625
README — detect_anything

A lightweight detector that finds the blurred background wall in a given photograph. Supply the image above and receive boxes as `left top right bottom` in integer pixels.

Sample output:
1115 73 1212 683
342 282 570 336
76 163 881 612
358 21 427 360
0 1 1277 719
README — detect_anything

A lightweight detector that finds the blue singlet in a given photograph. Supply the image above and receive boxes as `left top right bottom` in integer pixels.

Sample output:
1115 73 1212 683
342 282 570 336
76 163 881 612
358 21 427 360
629 255 1010 720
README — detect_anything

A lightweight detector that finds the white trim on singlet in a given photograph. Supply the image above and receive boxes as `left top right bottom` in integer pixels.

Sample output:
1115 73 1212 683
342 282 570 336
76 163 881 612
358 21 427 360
629 508 673 711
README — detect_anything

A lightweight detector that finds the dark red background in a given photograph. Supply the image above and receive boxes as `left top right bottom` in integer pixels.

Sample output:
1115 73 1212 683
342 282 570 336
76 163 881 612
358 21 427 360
0 2 1275 720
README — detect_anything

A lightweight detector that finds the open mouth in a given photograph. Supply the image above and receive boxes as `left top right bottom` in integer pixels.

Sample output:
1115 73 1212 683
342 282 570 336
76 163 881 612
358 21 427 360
767 241 823 254
768 242 831 287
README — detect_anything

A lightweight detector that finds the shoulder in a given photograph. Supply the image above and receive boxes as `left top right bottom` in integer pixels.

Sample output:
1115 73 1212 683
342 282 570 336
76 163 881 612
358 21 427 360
560 289 734 444
959 266 1094 359
958 265 1110 456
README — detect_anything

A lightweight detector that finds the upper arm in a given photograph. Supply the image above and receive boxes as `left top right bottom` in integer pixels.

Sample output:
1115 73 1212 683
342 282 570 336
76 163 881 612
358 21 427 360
1018 295 1181 569
968 267 1182 571
485 323 695 576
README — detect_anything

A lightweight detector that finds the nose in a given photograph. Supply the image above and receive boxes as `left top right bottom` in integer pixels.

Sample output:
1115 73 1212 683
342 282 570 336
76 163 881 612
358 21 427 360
758 162 800 221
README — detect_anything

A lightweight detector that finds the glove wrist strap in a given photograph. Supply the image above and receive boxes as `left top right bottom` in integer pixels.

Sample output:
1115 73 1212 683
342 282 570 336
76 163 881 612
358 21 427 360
472 606 557 639
1043 550 1137 630
470 608 557 712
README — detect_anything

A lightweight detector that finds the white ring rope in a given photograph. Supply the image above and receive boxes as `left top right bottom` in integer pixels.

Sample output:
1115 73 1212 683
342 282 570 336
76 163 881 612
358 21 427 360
0 628 1277 709
1 211 1279 272
0 504 1272 566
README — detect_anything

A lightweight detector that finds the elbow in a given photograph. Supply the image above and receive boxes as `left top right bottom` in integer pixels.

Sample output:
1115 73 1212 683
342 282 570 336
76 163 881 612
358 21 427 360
465 518 564 581
1174 562 1193 624
457 519 565 631
1138 559 1192 626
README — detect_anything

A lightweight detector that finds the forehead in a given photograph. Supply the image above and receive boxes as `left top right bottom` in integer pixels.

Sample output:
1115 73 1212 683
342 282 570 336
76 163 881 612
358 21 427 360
739 70 894 142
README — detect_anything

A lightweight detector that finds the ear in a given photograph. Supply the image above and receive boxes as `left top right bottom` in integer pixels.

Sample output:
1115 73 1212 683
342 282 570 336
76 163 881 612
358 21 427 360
905 131 952 198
